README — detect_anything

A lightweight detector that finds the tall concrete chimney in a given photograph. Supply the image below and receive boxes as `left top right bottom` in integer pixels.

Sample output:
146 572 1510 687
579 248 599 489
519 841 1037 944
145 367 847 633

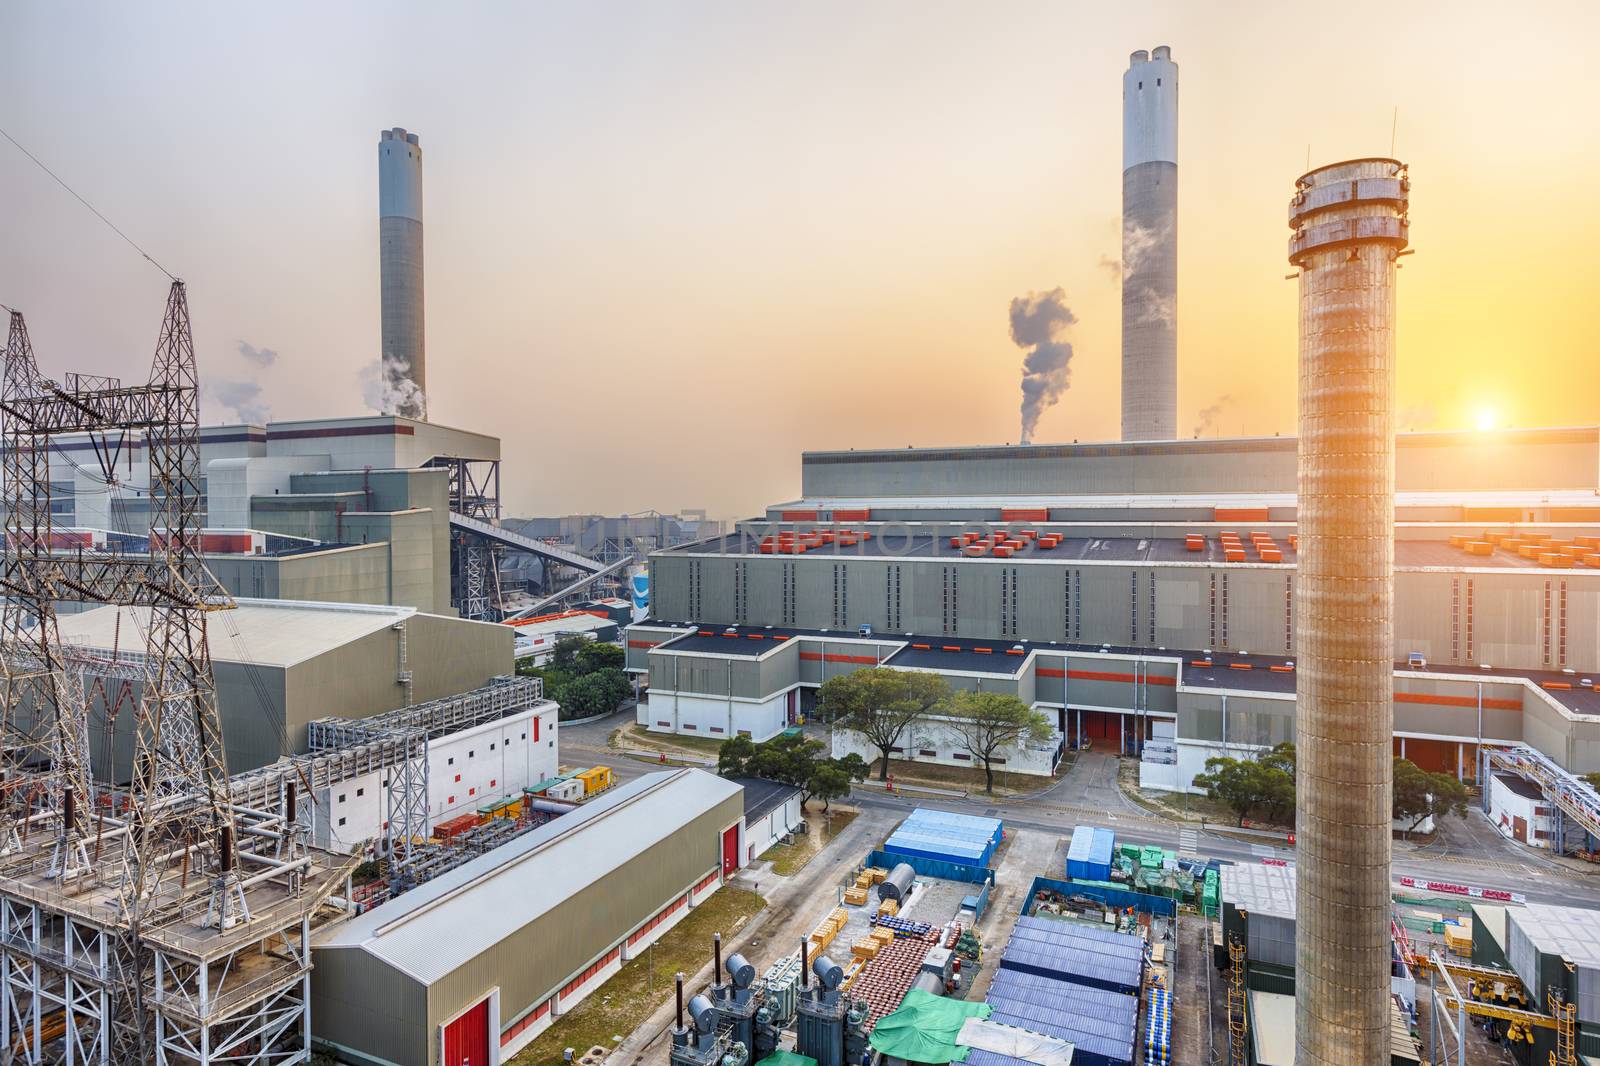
1288 157 1410 1063
1120 46 1178 441
379 127 427 420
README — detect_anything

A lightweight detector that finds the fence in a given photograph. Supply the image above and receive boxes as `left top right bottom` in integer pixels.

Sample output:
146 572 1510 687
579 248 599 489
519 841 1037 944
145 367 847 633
1024 875 1178 918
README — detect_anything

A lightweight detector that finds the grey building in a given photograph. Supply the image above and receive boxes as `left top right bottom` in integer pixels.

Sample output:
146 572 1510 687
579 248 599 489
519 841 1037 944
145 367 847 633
57 598 513 778
630 428 1600 783
311 768 745 1066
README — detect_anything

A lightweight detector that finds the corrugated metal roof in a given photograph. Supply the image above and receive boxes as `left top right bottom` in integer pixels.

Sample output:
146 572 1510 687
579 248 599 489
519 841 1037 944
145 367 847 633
1221 862 1295 920
315 769 741 985
58 598 418 669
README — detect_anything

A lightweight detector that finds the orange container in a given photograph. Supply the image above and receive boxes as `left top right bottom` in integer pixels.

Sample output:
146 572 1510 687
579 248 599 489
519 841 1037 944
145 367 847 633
993 546 1014 558
963 544 989 557
1541 553 1575 568
1465 542 1493 555
1224 549 1245 562
1259 548 1282 562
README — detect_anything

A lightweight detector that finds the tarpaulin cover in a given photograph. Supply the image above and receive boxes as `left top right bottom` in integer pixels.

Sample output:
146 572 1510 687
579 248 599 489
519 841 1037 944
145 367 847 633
869 989 992 1063
755 1054 818 1066
956 1019 1075 1066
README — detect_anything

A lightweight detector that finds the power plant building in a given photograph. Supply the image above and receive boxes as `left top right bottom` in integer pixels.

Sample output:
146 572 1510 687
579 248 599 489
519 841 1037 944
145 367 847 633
1121 46 1179 441
628 428 1600 787
311 769 746 1066
54 598 513 777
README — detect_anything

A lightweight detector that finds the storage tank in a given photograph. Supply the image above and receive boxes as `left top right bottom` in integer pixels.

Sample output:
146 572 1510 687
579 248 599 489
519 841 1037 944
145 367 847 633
1288 157 1410 1064
878 863 916 903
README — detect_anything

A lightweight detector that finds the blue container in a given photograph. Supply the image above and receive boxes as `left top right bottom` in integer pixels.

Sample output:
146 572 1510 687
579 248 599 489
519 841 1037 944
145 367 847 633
1066 825 1095 880
1089 828 1116 881
1007 918 1145 961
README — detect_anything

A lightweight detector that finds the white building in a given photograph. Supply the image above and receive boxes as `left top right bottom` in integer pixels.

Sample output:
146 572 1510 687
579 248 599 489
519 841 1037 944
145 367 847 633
1488 771 1554 849
733 778 804 864
312 699 560 853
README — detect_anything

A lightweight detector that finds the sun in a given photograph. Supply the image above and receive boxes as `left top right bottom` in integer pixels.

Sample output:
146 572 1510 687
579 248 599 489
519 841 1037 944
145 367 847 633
1473 407 1500 432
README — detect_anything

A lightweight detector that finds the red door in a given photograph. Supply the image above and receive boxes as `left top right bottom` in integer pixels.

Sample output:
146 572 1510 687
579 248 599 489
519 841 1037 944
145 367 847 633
722 825 739 876
443 997 490 1066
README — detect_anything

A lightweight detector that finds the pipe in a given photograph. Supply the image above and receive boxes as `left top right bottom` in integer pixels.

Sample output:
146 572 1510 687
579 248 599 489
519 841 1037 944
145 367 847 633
714 932 723 986
675 972 685 1031
801 939 809 988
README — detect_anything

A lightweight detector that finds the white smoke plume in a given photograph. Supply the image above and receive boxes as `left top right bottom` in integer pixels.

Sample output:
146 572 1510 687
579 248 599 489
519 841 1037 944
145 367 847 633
360 356 428 419
1097 255 1123 281
236 340 278 367
212 379 270 424
1194 394 1235 437
1009 288 1077 445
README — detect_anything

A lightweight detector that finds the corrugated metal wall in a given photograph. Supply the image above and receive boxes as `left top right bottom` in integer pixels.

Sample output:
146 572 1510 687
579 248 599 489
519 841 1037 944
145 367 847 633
647 552 1598 675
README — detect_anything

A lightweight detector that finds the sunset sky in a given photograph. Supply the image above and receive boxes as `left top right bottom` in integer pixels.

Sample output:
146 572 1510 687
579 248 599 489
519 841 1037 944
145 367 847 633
2 2 1596 518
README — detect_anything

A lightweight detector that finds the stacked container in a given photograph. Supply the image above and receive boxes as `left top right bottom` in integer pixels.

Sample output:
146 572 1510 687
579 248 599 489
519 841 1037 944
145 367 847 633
883 809 1002 868
1066 825 1116 881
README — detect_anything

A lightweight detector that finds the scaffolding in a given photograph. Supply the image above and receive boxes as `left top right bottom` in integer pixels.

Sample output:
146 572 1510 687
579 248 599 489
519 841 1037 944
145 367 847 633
1424 950 1568 1066
0 284 356 1064
1226 935 1247 1066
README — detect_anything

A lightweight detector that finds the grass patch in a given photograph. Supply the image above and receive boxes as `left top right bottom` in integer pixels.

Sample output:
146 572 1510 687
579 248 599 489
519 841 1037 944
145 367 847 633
610 723 724 759
1117 759 1289 828
868 757 1036 797
507 887 765 1066
758 806 858 876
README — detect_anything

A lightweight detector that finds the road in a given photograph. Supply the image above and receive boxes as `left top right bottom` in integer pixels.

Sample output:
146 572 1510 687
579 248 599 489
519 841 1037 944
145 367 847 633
560 713 1600 906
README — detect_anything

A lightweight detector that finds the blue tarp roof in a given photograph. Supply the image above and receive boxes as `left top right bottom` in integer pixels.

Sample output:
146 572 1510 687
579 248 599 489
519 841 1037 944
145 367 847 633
1006 921 1145 962
1090 828 1115 866
904 808 1003 843
987 972 1136 1066
998 939 1142 995
1067 826 1094 862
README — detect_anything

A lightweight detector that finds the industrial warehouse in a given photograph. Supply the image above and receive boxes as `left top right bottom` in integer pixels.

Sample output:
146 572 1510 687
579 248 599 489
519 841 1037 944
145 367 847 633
629 424 1600 793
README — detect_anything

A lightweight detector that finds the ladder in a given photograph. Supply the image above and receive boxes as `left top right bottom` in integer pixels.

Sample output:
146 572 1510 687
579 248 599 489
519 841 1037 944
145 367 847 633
1551 961 1577 1066
1228 936 1248 1066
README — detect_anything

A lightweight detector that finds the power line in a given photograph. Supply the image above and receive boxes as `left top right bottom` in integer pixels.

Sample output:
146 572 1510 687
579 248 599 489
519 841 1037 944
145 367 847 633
0 125 177 281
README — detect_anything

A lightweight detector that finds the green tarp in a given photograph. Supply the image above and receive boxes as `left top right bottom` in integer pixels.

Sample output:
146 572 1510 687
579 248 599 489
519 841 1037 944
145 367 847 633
755 1054 817 1066
868 989 991 1064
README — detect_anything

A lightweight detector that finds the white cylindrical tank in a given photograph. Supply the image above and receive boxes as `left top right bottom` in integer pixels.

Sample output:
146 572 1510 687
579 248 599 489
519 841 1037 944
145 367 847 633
1288 157 1410 1065
1120 46 1179 442
378 127 427 420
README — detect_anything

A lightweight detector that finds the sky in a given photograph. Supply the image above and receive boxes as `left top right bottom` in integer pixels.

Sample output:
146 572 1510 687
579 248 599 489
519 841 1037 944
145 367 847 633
2 2 1597 519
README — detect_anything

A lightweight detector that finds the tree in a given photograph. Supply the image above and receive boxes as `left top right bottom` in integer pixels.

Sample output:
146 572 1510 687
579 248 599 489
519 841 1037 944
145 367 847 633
808 765 853 813
576 641 625 674
1584 772 1600 794
554 668 632 720
820 667 949 781
550 634 589 672
1393 758 1470 832
718 734 758 778
942 691 1052 795
1191 745 1297 827
718 733 867 810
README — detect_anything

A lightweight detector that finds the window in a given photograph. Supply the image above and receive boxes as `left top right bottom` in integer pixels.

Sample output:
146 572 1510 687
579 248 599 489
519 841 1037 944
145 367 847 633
337 817 346 827
356 788 364 798
448 757 454 766
952 753 971 761
469 750 475 758
993 757 1008 766
890 746 904 753
490 743 496 751
710 726 725 734
337 793 346 804
448 795 455 804
521 732 526 741
684 723 697 730
469 788 476 797
919 749 937 757
490 779 497 788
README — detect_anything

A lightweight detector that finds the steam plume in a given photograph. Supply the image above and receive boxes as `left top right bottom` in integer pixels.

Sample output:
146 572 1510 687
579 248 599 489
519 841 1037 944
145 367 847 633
237 341 278 367
1194 395 1235 436
212 380 270 424
1009 288 1076 445
361 356 428 419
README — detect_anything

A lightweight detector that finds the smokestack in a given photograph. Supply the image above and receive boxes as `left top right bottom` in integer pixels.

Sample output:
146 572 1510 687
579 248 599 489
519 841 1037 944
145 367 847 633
1121 46 1178 441
378 127 427 420
713 933 723 985
1288 157 1409 1062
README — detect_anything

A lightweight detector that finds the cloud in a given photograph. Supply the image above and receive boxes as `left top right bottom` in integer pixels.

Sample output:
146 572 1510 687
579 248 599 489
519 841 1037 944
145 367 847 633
1009 287 1077 446
236 340 278 367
